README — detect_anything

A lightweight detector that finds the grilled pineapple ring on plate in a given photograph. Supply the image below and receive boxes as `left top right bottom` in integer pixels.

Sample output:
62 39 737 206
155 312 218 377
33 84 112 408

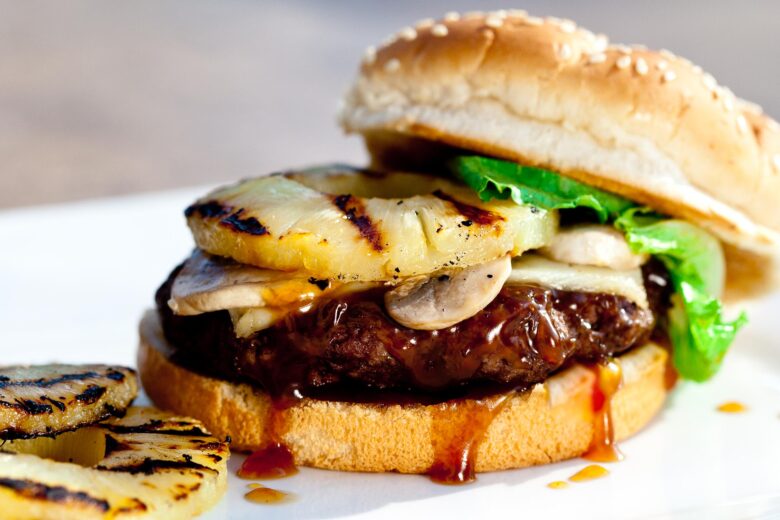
0 365 137 440
186 165 558 281
0 407 229 520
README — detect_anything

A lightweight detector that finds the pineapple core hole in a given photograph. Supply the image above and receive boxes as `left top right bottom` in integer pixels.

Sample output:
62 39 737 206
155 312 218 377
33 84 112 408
3 428 107 467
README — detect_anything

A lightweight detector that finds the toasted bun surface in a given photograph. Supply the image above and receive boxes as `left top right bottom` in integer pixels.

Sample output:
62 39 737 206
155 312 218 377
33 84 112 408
138 311 667 473
340 11 780 269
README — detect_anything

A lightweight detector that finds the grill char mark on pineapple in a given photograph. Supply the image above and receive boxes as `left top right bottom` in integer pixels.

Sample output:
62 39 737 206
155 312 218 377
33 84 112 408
115 498 148 514
185 200 270 236
75 385 107 404
0 371 102 390
432 190 504 226
96 457 218 476
103 434 132 456
0 477 110 512
0 400 53 415
219 209 270 236
332 194 384 251
99 420 211 437
184 200 232 219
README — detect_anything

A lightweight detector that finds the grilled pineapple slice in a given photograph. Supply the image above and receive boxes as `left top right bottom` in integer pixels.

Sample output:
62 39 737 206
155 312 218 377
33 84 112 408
186 165 558 281
0 365 137 440
0 407 229 519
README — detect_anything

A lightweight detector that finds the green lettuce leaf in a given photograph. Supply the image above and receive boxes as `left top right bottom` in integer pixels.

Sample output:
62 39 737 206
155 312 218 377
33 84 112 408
615 209 747 381
451 155 636 222
449 156 747 381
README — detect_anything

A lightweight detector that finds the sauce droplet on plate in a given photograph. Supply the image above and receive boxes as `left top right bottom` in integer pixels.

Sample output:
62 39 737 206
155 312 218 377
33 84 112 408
717 401 747 413
583 359 624 462
547 481 569 489
245 485 295 505
238 442 298 480
569 464 610 482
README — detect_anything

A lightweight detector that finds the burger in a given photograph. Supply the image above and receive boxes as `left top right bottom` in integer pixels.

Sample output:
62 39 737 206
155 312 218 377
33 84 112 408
138 10 780 483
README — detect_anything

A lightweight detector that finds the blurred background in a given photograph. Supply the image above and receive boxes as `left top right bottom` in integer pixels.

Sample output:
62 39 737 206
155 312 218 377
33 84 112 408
1 0 778 209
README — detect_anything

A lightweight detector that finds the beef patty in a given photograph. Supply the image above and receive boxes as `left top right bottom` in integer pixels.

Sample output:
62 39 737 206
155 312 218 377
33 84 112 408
155 259 671 401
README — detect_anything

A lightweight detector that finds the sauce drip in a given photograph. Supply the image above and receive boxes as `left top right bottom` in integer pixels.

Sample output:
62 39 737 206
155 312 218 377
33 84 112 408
717 401 747 413
547 481 569 489
427 394 510 485
238 403 298 480
238 443 298 480
245 484 294 505
662 345 678 390
569 464 609 482
583 359 624 463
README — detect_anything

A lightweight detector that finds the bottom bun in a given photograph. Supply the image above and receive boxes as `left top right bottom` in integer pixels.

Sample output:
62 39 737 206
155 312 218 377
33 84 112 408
138 310 668 474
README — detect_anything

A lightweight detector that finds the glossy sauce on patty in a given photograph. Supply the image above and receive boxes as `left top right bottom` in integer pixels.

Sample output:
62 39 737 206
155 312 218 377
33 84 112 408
156 260 671 403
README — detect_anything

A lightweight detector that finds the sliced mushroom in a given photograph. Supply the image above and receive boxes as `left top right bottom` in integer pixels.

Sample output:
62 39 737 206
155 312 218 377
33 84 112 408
540 225 648 270
385 255 512 330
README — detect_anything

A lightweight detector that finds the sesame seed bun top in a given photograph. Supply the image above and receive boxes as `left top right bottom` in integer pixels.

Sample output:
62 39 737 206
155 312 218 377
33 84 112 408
339 10 780 287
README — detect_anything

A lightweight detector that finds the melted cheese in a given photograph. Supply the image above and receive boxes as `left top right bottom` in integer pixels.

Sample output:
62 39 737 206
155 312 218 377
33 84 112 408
229 283 379 338
170 250 648 338
509 255 648 308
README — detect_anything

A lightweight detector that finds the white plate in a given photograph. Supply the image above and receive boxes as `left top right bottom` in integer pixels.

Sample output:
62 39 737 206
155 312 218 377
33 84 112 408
1 191 779 519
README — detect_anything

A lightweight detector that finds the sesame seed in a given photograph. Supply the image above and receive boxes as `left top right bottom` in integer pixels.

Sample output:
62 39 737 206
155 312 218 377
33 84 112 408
399 27 417 41
525 16 543 26
723 96 735 112
616 55 632 69
587 52 607 64
594 34 609 51
614 44 632 54
507 9 528 18
768 119 780 132
416 17 435 29
492 9 508 18
772 154 780 170
692 65 703 75
380 34 397 47
559 19 577 33
557 42 573 60
485 14 504 28
736 114 750 135
656 60 668 71
384 58 401 73
702 73 717 91
431 23 448 37
740 99 763 115
444 11 461 22
363 46 376 65
660 48 676 60
635 57 649 75
579 29 597 41
662 70 677 83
